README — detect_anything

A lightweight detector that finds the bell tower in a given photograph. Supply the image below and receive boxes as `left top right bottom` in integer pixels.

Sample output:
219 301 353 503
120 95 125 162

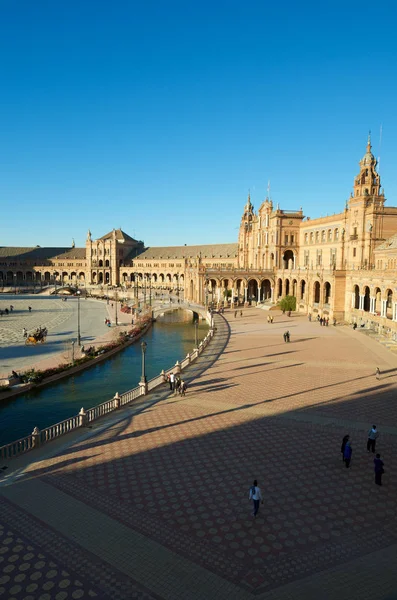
238 193 255 269
347 135 385 269
352 133 383 203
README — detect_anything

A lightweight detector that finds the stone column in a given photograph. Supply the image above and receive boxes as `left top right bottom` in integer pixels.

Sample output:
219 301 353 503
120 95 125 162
257 287 260 303
271 287 274 302
370 297 375 313
393 302 397 321
381 300 387 318
244 287 248 302
359 295 364 310
351 292 355 308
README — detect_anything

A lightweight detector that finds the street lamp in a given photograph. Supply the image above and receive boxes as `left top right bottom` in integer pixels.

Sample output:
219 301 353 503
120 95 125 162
76 290 81 345
194 318 199 349
140 341 147 384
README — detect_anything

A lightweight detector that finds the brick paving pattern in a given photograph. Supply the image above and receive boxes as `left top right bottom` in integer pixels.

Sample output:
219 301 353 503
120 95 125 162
1 308 397 599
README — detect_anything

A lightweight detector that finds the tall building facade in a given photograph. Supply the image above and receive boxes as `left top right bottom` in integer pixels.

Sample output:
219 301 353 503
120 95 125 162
1 137 397 336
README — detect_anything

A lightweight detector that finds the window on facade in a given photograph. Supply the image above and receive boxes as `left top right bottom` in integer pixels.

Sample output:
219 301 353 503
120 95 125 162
334 229 339 241
310 233 314 243
328 229 332 241
316 251 322 266
353 248 356 257
321 230 326 242
315 232 319 243
285 235 289 245
291 234 294 244
353 227 357 237
304 233 308 244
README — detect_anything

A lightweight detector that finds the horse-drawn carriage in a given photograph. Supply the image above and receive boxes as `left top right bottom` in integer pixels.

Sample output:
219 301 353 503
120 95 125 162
25 327 48 345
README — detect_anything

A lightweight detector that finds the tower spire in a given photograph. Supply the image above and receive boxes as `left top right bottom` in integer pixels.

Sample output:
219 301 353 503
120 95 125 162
367 130 371 152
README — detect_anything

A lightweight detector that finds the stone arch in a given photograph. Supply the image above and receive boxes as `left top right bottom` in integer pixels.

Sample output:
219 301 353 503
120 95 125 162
260 278 272 300
92 272 97 283
285 278 290 296
6 271 13 282
386 288 393 319
324 281 331 305
79 272 85 281
105 272 110 284
283 249 294 269
277 278 282 299
98 260 103 267
26 271 33 281
300 279 306 301
44 271 51 281
105 259 110 267
62 271 68 282
292 279 297 297
98 272 103 283
70 272 77 282
122 272 128 282
16 271 23 281
353 284 360 309
189 279 194 299
374 287 381 314
313 281 320 304
247 278 259 302
363 286 370 312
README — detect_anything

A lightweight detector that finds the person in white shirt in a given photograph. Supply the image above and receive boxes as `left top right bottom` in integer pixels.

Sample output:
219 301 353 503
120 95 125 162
248 479 263 518
169 372 175 391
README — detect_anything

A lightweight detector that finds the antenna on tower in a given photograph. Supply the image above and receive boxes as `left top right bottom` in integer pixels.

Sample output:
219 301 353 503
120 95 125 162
267 180 271 200
378 124 383 174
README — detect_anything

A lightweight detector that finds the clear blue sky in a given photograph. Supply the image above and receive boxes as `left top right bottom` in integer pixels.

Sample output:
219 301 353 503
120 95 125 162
1 1 397 248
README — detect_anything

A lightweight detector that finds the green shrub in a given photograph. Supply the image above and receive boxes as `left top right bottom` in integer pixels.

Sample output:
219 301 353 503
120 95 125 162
279 295 296 312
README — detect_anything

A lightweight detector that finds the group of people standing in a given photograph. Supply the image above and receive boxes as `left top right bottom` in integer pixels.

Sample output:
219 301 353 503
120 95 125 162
341 425 385 485
167 372 187 396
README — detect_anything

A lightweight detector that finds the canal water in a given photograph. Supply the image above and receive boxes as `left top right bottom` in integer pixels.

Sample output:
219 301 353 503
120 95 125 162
0 313 208 446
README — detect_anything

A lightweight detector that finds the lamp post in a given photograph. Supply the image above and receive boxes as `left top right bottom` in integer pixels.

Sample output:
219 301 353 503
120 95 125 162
140 341 147 384
71 340 75 366
194 318 199 349
14 273 17 294
76 291 81 345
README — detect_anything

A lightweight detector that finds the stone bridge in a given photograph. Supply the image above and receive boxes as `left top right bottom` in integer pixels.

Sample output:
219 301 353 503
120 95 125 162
152 301 210 323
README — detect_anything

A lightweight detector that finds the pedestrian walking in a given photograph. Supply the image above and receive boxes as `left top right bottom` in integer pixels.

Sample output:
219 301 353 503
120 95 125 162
288 310 291 317
267 315 270 323
28 306 32 312
320 317 323 326
180 380 187 396
286 330 290 342
169 372 175 391
22 327 27 338
375 367 381 380
283 332 287 343
248 479 263 518
374 454 384 486
341 434 349 462
174 375 181 395
240 310 243 317
343 440 352 468
270 316 273 324
367 425 379 453
234 310 237 318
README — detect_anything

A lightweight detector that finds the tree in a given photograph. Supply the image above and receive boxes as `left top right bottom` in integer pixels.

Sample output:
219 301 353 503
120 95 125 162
279 295 296 312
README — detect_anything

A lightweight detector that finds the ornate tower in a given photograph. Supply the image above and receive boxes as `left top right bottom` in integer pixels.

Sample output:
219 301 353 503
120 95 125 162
238 193 255 269
347 135 385 268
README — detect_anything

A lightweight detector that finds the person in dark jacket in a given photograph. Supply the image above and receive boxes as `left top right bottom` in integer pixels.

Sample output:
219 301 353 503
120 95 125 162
341 435 350 462
343 441 352 468
374 454 384 486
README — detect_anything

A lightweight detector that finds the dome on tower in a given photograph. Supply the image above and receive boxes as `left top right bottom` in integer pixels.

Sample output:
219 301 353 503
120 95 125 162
360 134 376 167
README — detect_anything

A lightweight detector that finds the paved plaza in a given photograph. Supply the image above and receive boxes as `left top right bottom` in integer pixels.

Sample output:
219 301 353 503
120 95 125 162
1 309 397 599
0 295 124 380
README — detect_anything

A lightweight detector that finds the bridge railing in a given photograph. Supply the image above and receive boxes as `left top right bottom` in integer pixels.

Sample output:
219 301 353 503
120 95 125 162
0 318 215 462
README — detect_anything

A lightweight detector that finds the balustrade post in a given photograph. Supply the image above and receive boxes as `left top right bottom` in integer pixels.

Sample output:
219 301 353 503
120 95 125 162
186 353 191 364
175 360 181 374
161 369 167 383
32 426 41 449
113 392 121 409
79 407 88 427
